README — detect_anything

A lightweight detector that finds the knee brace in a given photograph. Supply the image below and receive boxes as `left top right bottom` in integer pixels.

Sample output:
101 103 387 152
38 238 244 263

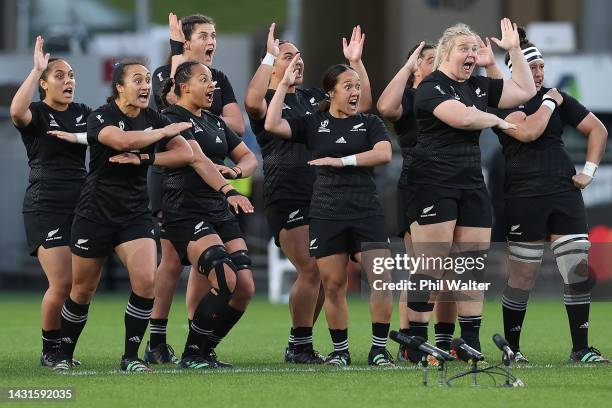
508 241 544 264
407 273 436 312
197 245 237 297
552 234 591 286
230 250 252 271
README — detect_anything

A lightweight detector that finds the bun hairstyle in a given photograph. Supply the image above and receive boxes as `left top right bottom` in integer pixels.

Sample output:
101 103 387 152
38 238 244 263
407 42 435 88
159 61 201 106
106 59 147 103
504 26 537 67
316 64 357 112
38 58 64 100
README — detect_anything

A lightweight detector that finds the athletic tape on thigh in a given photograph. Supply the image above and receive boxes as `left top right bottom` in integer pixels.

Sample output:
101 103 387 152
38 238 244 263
551 234 590 285
508 241 545 263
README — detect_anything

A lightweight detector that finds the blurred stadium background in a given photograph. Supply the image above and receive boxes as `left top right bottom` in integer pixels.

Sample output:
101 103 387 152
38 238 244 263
0 0 611 300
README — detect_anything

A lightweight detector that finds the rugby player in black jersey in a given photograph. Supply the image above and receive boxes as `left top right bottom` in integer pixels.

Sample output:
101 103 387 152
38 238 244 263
265 57 394 366
245 24 371 364
378 38 503 363
405 19 536 353
147 60 256 369
11 36 90 367
492 29 609 363
146 15 247 359
51 61 194 372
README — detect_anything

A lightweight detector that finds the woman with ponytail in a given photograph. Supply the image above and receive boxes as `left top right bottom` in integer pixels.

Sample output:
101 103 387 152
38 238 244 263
492 28 609 364
151 58 257 369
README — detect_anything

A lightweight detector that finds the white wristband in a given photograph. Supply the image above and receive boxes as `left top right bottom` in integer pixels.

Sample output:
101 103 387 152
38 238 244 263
75 132 88 145
582 161 598 178
340 155 357 167
262 52 276 67
541 100 556 112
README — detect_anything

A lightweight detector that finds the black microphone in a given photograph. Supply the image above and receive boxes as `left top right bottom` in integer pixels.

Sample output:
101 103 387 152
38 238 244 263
492 333 515 360
389 331 455 362
451 338 485 362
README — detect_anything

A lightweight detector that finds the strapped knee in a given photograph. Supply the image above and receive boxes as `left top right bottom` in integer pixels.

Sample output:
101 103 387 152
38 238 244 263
230 250 252 271
552 234 591 286
407 273 435 312
508 241 544 264
198 245 237 297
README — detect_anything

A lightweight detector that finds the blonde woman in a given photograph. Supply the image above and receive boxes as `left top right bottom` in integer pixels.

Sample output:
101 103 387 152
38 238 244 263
405 19 535 352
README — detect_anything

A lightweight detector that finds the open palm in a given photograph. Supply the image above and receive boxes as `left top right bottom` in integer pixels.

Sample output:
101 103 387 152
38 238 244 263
491 18 519 51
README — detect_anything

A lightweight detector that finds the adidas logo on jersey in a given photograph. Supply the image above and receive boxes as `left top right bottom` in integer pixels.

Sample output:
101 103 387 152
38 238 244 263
509 224 522 235
309 238 318 249
48 113 59 127
421 205 437 217
335 137 347 144
215 136 223 143
318 119 330 133
282 103 292 110
128 336 141 343
350 123 366 132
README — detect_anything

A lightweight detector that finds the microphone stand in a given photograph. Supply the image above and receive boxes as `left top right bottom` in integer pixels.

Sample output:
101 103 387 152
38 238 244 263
421 354 429 386
438 359 447 386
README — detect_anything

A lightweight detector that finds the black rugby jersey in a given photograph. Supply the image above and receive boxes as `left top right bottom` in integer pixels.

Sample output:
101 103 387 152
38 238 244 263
391 88 418 189
492 87 589 198
412 70 503 188
249 88 326 207
286 111 390 220
159 104 242 221
16 101 91 214
152 64 236 114
76 101 170 225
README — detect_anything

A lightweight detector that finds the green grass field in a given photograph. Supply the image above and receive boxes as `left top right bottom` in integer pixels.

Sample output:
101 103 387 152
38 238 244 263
2 293 611 407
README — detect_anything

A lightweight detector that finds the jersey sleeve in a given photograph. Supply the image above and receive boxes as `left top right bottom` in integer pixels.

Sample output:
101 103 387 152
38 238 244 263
477 76 504 108
225 125 243 152
152 66 170 112
285 115 310 144
396 88 416 123
414 80 456 113
86 108 116 145
559 92 590 128
367 115 391 146
15 102 43 131
216 71 238 107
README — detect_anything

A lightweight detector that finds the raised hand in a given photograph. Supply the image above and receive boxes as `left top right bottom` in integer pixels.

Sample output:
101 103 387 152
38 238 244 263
404 41 426 73
33 36 50 73
342 25 365 63
476 36 496 67
109 152 141 165
169 12 185 43
490 18 520 51
545 88 564 106
281 53 301 87
267 22 280 57
307 157 343 167
162 121 192 137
